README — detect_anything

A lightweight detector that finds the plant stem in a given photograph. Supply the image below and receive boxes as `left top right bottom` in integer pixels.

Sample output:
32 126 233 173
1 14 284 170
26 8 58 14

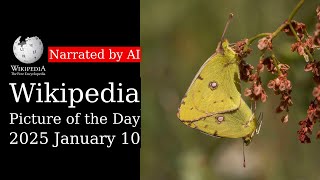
303 29 309 37
288 23 315 62
271 53 282 75
248 0 305 45
287 0 305 21
271 23 288 39
248 33 271 45
288 23 301 40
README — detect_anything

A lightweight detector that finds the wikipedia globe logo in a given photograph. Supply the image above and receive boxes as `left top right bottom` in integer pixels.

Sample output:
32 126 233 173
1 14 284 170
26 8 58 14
13 36 44 64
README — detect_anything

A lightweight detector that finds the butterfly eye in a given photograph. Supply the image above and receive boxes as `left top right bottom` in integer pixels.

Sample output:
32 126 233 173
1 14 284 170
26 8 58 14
216 116 224 123
209 81 218 90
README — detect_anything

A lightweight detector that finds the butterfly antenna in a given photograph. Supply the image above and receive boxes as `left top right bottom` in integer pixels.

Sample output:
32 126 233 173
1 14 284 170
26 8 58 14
243 141 246 168
221 13 234 42
217 13 234 52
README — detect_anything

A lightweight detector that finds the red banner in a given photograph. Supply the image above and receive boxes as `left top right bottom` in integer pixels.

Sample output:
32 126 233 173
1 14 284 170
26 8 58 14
48 47 141 63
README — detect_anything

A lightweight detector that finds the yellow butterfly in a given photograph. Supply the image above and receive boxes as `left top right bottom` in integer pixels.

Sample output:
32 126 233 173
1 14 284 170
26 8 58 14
177 15 259 146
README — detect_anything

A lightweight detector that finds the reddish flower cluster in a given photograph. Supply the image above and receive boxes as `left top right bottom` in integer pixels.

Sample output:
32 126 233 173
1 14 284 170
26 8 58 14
291 36 314 61
297 98 319 143
281 18 319 62
257 35 273 51
233 39 252 59
236 38 269 104
313 85 320 101
295 7 320 143
239 60 254 82
267 64 293 122
257 57 276 74
282 20 306 39
243 71 267 103
305 61 320 83
298 60 320 143
237 5 320 144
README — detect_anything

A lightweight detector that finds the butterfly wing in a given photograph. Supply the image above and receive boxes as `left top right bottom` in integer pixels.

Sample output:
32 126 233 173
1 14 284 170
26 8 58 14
177 45 241 121
182 98 257 138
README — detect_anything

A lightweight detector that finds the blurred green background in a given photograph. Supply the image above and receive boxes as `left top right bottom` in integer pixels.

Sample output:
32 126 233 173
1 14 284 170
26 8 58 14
141 1 320 179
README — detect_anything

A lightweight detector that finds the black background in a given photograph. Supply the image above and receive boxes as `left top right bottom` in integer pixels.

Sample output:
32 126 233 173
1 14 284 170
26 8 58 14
5 1 140 179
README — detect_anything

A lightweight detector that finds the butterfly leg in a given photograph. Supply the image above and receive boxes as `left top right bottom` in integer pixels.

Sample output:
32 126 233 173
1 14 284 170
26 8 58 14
255 102 257 112
250 101 257 113
256 113 263 134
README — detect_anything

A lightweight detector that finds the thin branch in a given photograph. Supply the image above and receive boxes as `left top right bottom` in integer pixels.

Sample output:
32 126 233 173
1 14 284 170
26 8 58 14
287 0 305 21
271 53 282 75
248 33 271 45
288 23 315 62
248 0 305 45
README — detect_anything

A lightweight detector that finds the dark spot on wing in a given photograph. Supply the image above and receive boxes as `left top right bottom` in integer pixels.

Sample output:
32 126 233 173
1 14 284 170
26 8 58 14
213 130 218 136
197 75 204 80
221 100 224 102
204 125 208 128
230 96 233 99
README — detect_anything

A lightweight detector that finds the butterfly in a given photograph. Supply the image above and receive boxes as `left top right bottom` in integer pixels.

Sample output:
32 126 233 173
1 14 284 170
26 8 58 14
176 14 260 146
